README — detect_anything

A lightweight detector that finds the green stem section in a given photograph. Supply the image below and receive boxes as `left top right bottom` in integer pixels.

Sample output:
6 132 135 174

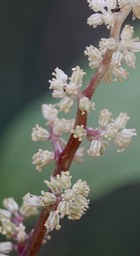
21 6 132 256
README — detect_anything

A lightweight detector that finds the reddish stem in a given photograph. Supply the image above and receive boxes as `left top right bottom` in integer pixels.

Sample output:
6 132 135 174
21 51 112 256
21 209 49 256
21 9 131 256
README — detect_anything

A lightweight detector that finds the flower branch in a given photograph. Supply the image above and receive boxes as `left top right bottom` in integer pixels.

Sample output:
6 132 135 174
20 5 135 256
0 1 140 256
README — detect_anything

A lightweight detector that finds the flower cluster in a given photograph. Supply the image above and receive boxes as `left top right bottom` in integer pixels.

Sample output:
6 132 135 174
1 1 139 254
32 96 136 170
87 0 140 29
31 89 96 171
31 103 86 171
31 2 140 171
85 25 140 82
23 172 90 233
87 109 136 156
85 0 140 83
119 0 140 20
49 66 86 112
0 198 39 255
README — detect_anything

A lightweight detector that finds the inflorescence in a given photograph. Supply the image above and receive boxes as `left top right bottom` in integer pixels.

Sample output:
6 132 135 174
0 1 140 255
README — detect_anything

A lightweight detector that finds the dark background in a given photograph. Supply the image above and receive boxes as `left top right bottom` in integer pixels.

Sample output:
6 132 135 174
0 0 105 136
0 1 140 255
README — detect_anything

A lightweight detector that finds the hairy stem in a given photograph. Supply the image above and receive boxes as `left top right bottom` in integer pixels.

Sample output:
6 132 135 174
22 6 132 256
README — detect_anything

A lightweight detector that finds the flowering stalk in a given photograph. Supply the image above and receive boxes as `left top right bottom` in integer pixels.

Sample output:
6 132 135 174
21 5 136 256
0 1 140 256
54 4 133 174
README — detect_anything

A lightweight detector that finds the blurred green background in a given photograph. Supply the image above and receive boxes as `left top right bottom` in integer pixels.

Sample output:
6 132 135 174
0 1 140 255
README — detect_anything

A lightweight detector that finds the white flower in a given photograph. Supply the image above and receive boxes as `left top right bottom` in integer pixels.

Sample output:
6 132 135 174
20 202 39 217
45 211 61 232
122 25 140 46
53 118 75 136
87 0 118 28
15 223 27 243
87 139 108 157
69 66 86 89
111 52 123 66
87 1 140 31
51 67 68 82
119 0 140 19
68 203 85 220
103 38 137 81
98 109 112 127
114 128 137 152
79 97 95 114
56 171 72 190
103 11 116 28
105 0 117 10
63 189 74 201
49 66 85 107
23 193 42 207
97 109 137 152
87 0 105 12
32 149 54 171
41 191 57 207
114 112 129 130
23 172 90 233
87 13 104 28
84 45 102 68
58 178 90 221
51 88 66 99
0 242 13 254
44 176 63 195
74 147 85 163
57 201 70 218
132 1 140 19
86 0 140 29
57 96 74 112
104 123 117 139
72 125 87 141
124 51 136 68
121 24 134 41
0 209 11 220
99 38 116 54
42 104 58 123
0 219 15 238
49 67 68 99
32 124 49 142
74 194 89 209
112 66 129 82
72 180 90 197
3 198 19 214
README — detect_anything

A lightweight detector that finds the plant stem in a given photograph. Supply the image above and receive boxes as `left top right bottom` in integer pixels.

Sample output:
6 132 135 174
22 6 132 256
